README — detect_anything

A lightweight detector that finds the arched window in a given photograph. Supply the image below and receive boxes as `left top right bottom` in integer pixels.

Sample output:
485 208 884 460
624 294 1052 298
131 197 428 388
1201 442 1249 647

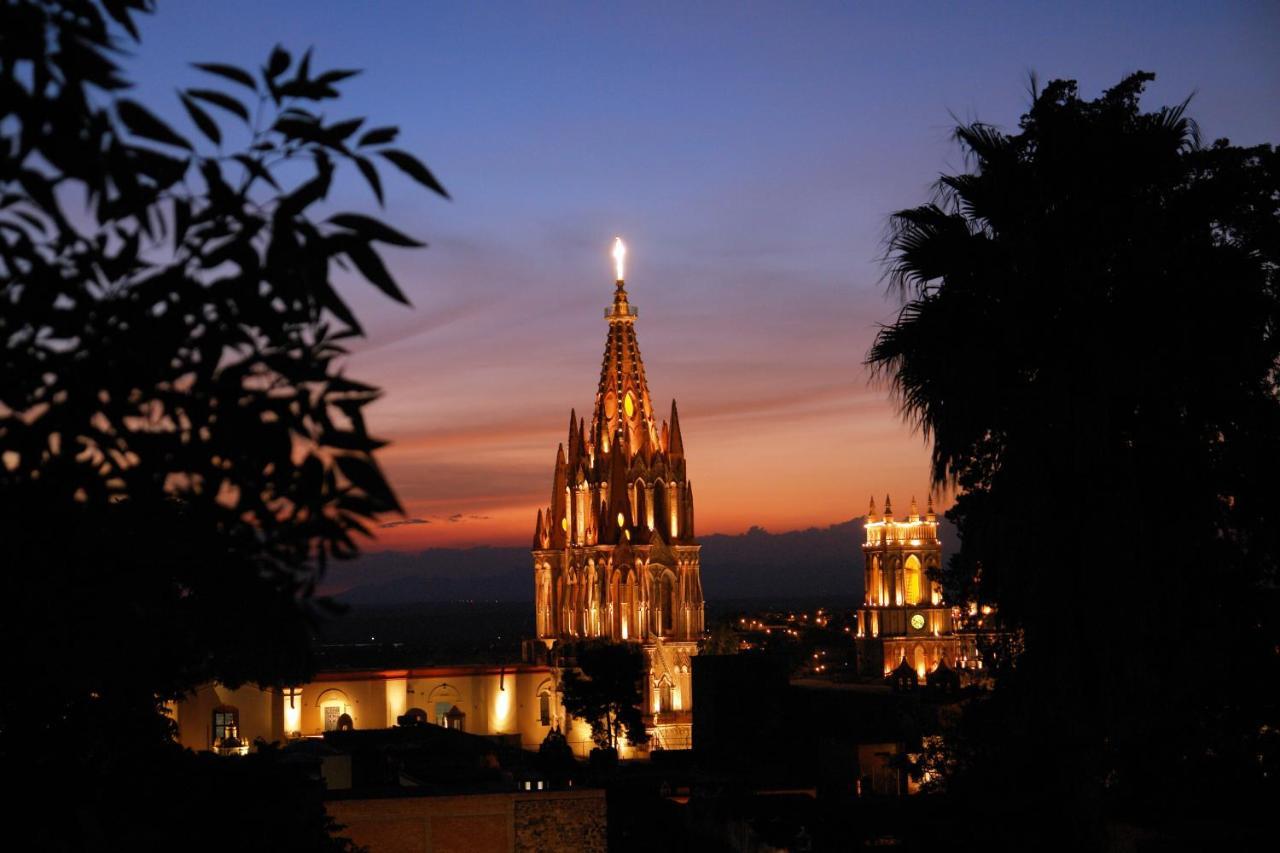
212 705 239 744
614 568 635 640
652 480 667 536
539 691 552 726
428 684 461 727
658 679 674 713
904 555 923 606
633 480 647 530
657 571 676 636
317 688 351 733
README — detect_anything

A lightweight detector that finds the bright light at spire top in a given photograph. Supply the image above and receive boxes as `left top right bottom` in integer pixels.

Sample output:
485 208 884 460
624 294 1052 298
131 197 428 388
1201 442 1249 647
612 236 626 281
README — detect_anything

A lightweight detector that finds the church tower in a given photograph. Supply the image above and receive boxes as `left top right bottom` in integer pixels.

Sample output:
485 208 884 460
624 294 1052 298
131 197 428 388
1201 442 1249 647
532 239 704 750
855 495 960 680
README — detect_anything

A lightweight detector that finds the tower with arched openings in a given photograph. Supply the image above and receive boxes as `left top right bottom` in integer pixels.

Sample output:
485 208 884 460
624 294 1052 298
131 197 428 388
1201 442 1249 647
530 239 704 751
855 495 961 680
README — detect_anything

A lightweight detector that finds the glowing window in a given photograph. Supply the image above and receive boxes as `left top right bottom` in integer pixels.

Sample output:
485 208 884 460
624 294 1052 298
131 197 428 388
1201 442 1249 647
904 555 923 606
623 392 635 418
212 705 239 744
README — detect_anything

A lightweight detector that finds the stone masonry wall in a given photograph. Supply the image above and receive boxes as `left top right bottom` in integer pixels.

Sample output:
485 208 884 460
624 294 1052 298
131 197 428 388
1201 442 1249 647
514 792 606 853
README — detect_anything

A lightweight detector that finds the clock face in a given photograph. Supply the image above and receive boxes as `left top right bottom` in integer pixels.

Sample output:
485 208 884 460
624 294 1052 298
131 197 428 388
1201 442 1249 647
910 614 925 631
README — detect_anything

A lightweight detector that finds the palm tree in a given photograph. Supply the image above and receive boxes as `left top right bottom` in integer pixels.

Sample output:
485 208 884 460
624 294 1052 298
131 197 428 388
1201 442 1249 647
868 73 1279 847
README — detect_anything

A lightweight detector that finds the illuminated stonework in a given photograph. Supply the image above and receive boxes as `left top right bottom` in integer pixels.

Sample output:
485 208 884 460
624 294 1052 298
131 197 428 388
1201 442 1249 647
532 241 705 749
855 495 961 680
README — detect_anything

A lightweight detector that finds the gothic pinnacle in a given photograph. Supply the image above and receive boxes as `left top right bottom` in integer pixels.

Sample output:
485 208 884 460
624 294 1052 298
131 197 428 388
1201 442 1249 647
551 444 568 547
685 480 695 539
668 400 684 461
532 507 544 549
567 409 579 462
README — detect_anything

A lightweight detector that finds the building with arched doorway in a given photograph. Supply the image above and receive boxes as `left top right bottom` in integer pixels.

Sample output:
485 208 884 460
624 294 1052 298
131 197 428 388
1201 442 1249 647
170 664 568 753
530 240 705 751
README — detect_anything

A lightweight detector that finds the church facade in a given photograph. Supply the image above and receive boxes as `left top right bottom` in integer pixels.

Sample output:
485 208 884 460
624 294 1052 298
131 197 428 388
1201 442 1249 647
531 241 705 750
855 495 961 679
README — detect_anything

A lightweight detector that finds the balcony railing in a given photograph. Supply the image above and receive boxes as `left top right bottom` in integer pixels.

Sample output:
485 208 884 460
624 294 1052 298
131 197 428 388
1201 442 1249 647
645 709 692 726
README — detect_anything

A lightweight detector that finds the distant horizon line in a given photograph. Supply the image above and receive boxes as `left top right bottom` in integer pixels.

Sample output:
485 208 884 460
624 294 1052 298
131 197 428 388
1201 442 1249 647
360 512 954 555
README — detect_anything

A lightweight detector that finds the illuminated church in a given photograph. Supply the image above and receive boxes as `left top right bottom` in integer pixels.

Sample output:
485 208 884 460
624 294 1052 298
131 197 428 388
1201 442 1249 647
531 238 705 750
855 495 961 680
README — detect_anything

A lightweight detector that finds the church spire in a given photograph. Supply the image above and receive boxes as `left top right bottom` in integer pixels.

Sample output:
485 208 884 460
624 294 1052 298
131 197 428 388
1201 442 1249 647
532 240 704 645
592 238 656 455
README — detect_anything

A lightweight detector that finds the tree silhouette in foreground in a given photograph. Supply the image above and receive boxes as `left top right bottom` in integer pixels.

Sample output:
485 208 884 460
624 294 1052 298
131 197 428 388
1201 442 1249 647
869 73 1278 849
561 641 651 753
0 1 446 848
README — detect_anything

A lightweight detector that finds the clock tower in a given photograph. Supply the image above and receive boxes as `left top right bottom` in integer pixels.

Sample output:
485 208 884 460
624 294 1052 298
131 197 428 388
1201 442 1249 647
855 495 961 680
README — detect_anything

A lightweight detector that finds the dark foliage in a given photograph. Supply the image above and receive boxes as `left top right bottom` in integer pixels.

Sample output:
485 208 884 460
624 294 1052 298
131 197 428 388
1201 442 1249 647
536 725 578 785
561 640 651 751
1 1 444 848
868 73 1278 848
49 743 356 850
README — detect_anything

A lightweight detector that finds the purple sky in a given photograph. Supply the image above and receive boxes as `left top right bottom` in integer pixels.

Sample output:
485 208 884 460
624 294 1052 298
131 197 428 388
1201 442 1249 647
124 1 1279 547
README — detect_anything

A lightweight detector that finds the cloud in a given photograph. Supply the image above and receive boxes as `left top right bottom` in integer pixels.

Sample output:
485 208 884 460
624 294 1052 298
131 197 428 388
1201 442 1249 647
379 517 431 528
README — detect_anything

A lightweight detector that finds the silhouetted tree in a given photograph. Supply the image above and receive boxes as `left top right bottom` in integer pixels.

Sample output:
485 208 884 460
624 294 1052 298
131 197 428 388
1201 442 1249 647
561 641 651 752
1 0 445 848
536 725 578 785
869 73 1278 848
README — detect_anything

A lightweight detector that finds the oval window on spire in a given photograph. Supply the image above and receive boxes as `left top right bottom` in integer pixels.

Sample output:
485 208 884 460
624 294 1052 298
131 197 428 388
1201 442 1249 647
623 392 635 418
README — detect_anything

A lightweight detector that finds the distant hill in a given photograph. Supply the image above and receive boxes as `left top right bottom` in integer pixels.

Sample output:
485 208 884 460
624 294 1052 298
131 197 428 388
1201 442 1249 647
323 516 959 605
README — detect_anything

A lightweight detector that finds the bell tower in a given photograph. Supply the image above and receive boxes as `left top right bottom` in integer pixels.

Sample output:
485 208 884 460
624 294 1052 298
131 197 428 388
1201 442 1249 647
531 238 704 750
855 495 960 681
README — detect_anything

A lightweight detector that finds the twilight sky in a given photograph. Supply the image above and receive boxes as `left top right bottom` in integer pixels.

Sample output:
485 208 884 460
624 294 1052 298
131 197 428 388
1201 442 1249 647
127 1 1278 549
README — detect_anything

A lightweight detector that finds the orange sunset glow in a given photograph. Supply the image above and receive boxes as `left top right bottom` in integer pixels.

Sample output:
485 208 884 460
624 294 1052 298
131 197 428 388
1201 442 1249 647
350 238 937 550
